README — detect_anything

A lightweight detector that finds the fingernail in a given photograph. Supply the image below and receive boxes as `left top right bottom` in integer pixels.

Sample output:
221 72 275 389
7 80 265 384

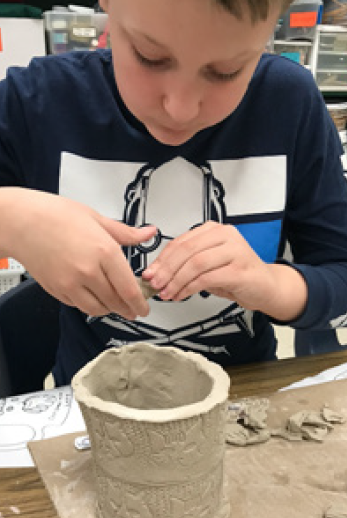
142 225 157 233
160 289 170 299
142 268 153 279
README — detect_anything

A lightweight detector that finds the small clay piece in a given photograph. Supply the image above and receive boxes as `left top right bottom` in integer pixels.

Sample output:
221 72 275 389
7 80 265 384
245 429 271 445
324 504 347 517
270 428 303 442
225 422 251 446
322 404 346 424
287 410 333 433
239 403 268 430
285 410 332 442
226 399 271 446
72 342 231 518
137 277 158 299
282 406 345 442
228 398 270 428
226 400 345 446
225 422 271 446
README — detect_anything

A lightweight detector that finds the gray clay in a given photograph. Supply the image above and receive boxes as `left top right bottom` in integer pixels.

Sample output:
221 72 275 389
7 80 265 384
137 277 158 299
72 342 231 518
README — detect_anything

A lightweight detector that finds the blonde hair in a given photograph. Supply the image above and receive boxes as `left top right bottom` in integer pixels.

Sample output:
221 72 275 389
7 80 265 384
216 0 294 22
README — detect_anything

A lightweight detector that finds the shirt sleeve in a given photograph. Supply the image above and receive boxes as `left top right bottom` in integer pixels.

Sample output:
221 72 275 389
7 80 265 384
0 57 61 191
278 81 347 330
0 68 31 187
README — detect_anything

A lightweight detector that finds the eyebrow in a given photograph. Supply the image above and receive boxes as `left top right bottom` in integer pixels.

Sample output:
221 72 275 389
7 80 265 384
127 28 169 50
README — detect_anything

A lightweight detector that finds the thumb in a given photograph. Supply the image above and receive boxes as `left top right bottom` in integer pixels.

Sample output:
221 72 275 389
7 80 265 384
100 217 158 246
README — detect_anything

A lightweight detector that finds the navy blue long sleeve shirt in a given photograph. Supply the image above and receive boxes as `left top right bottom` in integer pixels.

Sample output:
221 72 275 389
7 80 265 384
1 50 347 384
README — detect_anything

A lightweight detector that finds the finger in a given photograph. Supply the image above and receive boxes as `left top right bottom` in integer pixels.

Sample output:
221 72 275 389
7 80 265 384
59 284 112 316
77 267 140 318
65 284 137 319
102 246 150 317
146 224 227 290
159 244 231 300
100 218 157 246
146 222 216 271
43 251 143 317
173 264 233 302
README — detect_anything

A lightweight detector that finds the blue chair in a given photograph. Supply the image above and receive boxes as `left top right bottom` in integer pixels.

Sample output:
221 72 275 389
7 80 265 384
0 278 60 397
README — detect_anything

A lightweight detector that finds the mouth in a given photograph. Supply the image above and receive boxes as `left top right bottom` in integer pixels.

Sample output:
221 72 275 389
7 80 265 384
146 120 199 145
154 123 196 142
159 124 190 134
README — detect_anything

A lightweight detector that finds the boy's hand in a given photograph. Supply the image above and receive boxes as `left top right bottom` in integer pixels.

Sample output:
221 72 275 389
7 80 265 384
1 188 157 319
142 221 308 322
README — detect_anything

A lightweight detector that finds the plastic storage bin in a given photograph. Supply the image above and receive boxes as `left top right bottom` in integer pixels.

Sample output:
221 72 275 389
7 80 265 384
326 103 347 132
316 70 347 88
317 51 347 71
0 258 25 295
276 0 323 40
319 30 347 52
44 10 109 54
312 25 347 91
273 40 313 65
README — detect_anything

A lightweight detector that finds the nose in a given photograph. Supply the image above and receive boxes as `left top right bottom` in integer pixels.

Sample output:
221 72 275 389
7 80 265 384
162 78 201 125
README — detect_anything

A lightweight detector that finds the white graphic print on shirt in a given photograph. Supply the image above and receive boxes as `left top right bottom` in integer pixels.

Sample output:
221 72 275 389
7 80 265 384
59 153 286 354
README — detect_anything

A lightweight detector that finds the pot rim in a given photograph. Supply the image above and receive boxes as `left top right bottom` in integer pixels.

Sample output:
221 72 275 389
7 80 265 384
72 343 230 422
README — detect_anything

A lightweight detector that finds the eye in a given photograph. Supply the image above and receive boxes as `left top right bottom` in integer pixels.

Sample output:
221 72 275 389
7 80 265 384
205 67 242 83
132 46 170 69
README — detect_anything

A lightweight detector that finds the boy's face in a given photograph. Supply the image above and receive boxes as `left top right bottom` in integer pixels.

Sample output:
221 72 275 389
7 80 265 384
100 0 280 146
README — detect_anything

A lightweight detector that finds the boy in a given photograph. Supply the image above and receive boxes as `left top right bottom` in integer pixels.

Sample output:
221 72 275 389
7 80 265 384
1 0 347 385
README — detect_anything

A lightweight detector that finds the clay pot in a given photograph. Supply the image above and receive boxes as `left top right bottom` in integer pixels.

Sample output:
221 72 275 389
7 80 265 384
72 342 231 518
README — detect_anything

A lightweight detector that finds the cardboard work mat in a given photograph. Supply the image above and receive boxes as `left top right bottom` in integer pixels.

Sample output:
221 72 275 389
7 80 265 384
29 379 347 518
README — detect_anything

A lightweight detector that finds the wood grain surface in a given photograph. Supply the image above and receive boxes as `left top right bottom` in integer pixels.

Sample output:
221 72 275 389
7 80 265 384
0 468 57 517
226 349 347 399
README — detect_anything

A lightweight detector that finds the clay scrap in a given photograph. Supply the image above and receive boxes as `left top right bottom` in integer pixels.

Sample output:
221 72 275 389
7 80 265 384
137 277 159 299
226 398 271 446
226 399 345 447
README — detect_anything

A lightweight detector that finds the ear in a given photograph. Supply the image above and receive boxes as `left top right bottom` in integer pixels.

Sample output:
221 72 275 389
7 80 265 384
99 0 109 13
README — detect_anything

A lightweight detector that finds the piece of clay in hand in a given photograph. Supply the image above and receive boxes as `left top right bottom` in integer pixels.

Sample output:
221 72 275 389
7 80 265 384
137 277 159 299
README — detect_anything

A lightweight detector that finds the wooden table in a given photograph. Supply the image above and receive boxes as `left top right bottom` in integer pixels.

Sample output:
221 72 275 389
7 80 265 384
226 349 347 399
2 349 347 518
